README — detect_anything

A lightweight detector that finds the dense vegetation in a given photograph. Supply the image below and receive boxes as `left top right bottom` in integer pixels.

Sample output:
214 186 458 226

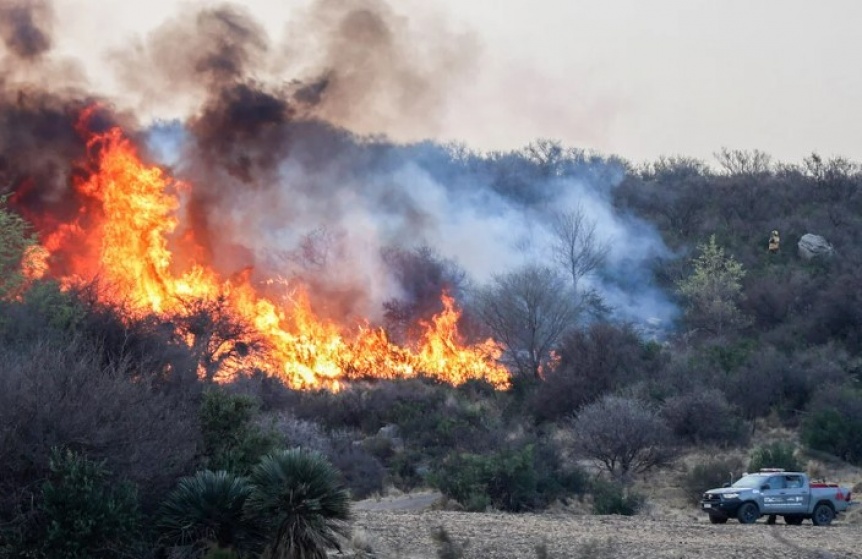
2 145 862 557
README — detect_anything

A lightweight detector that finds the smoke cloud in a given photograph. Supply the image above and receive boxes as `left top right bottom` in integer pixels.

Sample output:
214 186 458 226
1 0 677 334
0 0 53 60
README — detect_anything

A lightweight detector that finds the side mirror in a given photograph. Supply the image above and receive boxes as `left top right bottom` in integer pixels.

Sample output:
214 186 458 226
761 484 771 491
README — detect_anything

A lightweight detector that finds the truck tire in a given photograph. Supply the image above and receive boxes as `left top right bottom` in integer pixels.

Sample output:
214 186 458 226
708 514 728 524
737 502 759 524
784 515 804 525
811 503 834 526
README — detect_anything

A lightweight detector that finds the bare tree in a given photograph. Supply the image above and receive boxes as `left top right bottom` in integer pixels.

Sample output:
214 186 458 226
572 395 674 477
173 295 265 382
713 148 773 176
549 205 609 305
472 264 579 379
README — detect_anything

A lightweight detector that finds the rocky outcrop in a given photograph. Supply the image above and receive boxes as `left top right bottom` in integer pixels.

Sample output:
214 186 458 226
798 234 834 260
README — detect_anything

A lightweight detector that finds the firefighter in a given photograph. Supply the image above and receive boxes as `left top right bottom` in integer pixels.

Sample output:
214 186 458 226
768 230 780 253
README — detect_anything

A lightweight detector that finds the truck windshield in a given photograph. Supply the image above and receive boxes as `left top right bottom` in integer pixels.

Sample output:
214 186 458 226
732 475 768 489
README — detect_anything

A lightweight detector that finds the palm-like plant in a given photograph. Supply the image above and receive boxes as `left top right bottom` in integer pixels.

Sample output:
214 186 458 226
159 470 260 557
246 448 351 559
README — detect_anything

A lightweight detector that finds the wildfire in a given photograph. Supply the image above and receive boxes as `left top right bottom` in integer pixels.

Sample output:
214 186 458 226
27 119 509 390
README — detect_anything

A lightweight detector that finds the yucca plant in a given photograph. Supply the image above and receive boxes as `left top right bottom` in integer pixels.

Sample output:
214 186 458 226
246 448 351 559
159 470 260 558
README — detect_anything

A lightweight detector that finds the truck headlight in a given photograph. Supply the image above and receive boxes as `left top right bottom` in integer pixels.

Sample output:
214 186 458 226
722 493 740 500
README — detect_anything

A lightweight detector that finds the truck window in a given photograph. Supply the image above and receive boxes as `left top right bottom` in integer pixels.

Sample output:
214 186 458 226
732 474 768 488
766 475 786 490
784 475 802 488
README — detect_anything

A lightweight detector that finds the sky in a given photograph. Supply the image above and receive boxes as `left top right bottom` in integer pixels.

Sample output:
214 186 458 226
49 0 862 165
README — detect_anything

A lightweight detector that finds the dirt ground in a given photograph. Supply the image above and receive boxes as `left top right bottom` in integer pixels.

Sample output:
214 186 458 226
350 493 861 559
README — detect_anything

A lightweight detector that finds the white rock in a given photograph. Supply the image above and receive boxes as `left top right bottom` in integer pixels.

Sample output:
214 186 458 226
798 233 834 260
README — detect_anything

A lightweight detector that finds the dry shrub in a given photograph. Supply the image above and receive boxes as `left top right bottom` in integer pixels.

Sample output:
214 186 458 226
572 395 675 477
0 337 199 517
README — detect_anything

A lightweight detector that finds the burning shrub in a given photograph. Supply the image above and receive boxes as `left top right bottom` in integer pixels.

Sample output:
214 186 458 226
382 245 468 344
70 287 201 392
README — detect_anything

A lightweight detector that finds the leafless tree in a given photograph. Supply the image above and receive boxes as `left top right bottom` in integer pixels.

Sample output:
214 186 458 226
172 295 266 382
549 205 609 304
571 395 674 477
714 148 773 176
472 264 579 379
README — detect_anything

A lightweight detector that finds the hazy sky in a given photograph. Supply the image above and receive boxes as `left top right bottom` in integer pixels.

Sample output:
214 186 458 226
50 0 862 164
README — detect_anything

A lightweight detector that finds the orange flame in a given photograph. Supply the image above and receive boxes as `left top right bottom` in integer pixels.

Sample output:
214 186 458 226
33 122 509 390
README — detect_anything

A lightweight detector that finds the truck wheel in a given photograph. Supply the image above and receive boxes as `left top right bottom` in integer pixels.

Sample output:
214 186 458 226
709 514 728 524
737 502 759 524
811 503 834 526
784 515 804 525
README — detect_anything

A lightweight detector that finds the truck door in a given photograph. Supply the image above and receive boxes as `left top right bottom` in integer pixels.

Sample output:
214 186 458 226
761 475 788 513
781 474 809 512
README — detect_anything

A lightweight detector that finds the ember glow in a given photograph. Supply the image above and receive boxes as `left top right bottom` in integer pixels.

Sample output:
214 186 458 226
28 117 509 390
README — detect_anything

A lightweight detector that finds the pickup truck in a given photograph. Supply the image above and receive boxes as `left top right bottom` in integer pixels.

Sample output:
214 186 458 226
700 469 854 525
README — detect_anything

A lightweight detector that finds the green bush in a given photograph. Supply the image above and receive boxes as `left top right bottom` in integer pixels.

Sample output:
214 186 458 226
200 390 280 474
801 387 862 465
681 457 745 504
590 479 645 516
748 441 803 472
40 448 140 559
430 444 586 512
429 452 494 511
